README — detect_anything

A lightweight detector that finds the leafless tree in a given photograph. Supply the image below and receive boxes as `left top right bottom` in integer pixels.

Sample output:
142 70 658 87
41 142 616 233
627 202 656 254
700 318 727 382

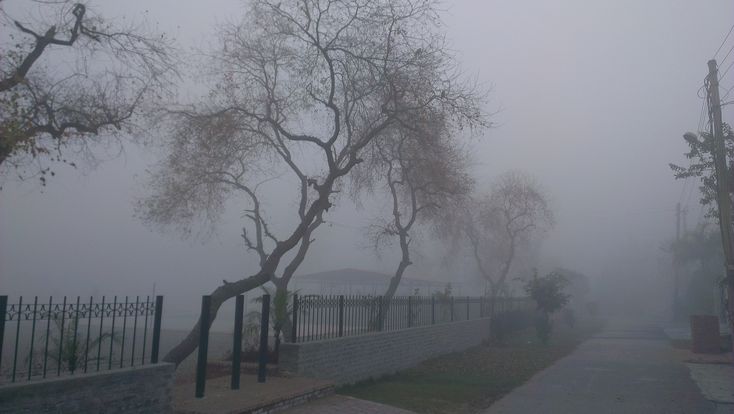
0 1 176 185
353 107 474 317
138 0 487 366
445 171 553 302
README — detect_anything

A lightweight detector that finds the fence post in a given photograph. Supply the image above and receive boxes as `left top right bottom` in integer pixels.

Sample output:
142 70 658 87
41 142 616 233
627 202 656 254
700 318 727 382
231 295 244 390
431 296 435 324
0 296 6 375
291 294 298 343
450 296 454 322
151 296 163 364
465 296 469 320
378 296 384 331
258 294 270 383
338 296 345 337
195 296 211 399
406 296 412 328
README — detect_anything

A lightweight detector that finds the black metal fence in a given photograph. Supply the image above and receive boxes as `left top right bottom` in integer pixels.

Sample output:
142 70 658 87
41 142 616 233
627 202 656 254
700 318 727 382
0 295 163 384
195 294 270 399
290 295 533 343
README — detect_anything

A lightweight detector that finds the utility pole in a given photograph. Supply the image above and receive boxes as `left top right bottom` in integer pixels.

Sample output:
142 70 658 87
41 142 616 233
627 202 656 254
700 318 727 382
673 203 681 322
706 59 734 354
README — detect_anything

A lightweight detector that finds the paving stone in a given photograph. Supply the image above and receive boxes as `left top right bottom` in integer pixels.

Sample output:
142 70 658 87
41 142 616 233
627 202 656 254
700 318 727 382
687 363 734 403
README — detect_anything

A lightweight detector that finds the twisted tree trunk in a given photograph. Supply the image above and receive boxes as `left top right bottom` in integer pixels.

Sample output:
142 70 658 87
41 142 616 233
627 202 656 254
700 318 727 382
162 191 332 366
162 271 270 365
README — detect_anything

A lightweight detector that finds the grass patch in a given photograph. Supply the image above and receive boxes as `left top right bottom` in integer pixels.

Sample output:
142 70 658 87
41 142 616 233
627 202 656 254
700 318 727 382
338 320 603 414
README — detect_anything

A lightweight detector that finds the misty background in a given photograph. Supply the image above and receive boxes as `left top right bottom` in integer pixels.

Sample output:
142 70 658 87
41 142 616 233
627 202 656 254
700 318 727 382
2 0 734 329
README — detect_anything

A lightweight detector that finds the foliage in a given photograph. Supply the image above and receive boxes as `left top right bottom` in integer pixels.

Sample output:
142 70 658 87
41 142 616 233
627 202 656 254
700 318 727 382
524 271 570 344
669 224 725 315
0 0 176 185
27 318 117 374
491 309 533 344
244 286 297 352
353 99 475 307
138 0 487 366
669 125 734 218
431 283 453 321
441 171 554 298
433 283 453 301
551 267 590 308
524 271 570 315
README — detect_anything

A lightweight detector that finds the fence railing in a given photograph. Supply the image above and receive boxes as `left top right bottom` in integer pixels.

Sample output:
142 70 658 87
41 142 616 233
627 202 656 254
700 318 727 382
0 295 163 384
290 295 533 343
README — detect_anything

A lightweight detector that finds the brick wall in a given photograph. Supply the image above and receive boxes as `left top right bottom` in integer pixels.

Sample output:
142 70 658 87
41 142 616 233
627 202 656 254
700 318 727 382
0 363 174 414
280 317 493 384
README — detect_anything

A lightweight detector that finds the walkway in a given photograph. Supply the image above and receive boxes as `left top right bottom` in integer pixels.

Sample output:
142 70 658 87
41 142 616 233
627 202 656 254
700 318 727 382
282 395 416 414
483 321 724 414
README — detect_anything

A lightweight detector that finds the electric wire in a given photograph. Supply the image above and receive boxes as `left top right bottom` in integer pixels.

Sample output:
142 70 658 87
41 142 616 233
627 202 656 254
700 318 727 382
697 96 707 132
719 58 734 81
719 43 734 69
714 23 734 59
722 83 734 101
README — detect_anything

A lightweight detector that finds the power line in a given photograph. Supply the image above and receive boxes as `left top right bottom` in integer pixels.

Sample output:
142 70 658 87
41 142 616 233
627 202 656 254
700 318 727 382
697 95 707 132
714 23 734 59
722 83 734 101
719 58 734 81
719 43 734 68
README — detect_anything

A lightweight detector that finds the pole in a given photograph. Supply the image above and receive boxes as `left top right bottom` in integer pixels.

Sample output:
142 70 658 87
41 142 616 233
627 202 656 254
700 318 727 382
257 294 270 383
707 59 734 357
151 296 163 364
338 295 345 337
195 296 211 399
0 296 6 375
673 203 681 322
291 294 298 343
231 295 244 390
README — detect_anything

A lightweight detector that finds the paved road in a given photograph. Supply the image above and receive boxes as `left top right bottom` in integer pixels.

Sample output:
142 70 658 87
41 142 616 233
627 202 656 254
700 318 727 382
282 395 416 413
483 321 720 414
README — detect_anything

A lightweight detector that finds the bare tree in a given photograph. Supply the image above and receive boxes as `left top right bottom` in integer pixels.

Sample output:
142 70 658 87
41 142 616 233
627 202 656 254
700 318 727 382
138 0 487 366
447 171 553 302
353 107 474 316
0 1 176 184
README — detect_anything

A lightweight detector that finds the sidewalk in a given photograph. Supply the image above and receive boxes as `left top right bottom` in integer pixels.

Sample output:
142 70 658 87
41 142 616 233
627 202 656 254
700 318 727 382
482 321 722 414
282 395 416 414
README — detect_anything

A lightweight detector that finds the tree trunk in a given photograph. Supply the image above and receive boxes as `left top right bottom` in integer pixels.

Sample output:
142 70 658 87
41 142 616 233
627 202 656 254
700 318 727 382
274 213 322 342
375 230 412 327
162 186 332 366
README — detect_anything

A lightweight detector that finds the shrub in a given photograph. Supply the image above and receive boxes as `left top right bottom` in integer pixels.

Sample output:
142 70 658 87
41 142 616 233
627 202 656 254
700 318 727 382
524 271 570 344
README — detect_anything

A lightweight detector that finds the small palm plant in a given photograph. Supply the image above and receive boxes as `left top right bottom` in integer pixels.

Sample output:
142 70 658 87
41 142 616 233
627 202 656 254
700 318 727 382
27 318 118 376
245 287 297 359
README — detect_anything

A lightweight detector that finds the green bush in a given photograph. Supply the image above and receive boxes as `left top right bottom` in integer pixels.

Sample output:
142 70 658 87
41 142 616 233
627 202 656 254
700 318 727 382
524 271 570 344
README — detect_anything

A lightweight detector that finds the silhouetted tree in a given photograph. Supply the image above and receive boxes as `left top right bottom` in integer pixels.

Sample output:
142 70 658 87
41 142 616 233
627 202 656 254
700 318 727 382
138 0 486 366
0 1 176 185
444 171 553 303
353 106 474 320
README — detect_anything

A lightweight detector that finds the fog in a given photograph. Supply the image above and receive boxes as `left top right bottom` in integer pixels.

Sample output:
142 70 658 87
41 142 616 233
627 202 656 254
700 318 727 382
2 0 734 328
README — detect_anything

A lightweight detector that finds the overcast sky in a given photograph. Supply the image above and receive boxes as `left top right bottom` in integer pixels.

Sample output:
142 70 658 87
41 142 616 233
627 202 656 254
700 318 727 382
2 0 734 321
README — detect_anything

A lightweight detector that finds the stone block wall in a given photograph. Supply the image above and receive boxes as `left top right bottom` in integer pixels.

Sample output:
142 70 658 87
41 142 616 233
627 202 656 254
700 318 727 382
0 363 175 414
280 317 493 384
